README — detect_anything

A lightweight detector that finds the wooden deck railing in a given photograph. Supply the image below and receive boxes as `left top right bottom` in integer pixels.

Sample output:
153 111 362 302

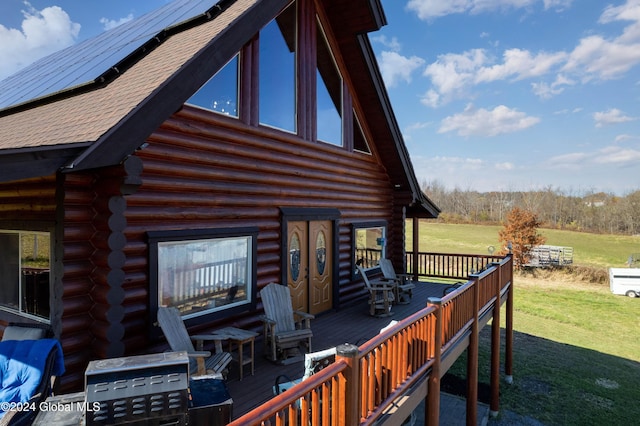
229 360 349 426
229 254 513 426
406 251 503 280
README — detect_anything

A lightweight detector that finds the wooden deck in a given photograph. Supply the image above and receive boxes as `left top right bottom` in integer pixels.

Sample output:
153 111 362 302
223 280 453 419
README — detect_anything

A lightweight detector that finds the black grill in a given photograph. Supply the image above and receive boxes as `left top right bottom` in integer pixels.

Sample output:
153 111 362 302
85 351 189 425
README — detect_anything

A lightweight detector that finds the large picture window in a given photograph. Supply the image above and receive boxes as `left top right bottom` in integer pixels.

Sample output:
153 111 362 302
0 230 50 321
149 228 257 320
353 223 386 271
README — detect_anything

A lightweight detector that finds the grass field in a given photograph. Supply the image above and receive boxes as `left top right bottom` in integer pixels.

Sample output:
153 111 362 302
411 221 639 268
417 222 640 425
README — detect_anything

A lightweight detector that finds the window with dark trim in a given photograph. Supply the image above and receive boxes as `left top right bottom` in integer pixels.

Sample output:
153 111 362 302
148 228 258 321
353 110 371 154
259 2 296 132
186 54 239 117
353 222 386 273
183 1 358 149
0 230 50 321
316 18 343 146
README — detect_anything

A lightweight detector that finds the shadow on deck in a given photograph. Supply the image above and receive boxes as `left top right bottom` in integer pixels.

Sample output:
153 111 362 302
224 280 454 419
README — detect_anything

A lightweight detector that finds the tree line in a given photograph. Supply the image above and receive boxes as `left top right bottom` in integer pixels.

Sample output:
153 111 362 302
422 180 640 236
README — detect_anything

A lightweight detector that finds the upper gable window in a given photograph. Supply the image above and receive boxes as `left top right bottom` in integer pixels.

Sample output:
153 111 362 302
353 111 371 154
186 55 239 117
316 19 342 146
259 3 296 133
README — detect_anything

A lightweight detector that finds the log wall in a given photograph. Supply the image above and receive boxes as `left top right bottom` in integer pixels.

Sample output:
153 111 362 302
0 105 401 391
116 105 397 348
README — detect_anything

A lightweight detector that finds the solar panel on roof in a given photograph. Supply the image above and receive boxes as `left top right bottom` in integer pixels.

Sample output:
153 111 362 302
0 0 222 111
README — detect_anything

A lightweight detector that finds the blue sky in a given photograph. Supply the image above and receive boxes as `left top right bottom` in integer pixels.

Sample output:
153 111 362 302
1 0 639 195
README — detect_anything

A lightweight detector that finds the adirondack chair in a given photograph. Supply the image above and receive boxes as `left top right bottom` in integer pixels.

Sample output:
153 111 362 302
356 265 395 317
260 283 314 365
379 258 416 304
157 306 232 377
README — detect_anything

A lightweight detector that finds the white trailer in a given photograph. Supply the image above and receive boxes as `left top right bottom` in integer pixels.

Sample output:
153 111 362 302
609 268 640 298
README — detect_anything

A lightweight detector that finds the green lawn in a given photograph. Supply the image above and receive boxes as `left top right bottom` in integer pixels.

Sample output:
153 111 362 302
410 221 639 268
416 222 640 425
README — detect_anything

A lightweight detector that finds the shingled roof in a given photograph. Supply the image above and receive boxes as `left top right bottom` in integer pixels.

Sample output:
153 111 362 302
0 0 439 217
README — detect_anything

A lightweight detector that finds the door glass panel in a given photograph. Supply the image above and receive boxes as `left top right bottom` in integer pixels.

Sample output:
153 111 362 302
290 233 301 281
316 231 326 275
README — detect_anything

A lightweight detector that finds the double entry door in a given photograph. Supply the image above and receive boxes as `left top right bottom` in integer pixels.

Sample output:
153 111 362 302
287 220 332 315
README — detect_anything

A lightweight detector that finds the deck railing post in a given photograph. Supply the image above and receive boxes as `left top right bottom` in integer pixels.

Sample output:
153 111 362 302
490 262 502 418
336 343 360 426
412 218 420 280
505 255 514 384
467 275 479 426
426 297 442 426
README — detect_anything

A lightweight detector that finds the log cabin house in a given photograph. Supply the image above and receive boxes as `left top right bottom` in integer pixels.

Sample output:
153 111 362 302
0 0 441 392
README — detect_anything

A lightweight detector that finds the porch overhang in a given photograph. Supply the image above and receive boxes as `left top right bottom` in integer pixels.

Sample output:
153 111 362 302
0 143 90 183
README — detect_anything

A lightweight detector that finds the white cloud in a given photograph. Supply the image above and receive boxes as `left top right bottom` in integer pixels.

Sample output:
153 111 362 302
438 104 540 137
422 49 487 105
402 121 432 141
562 1 640 80
0 3 80 80
475 48 566 82
432 156 484 170
593 108 636 127
406 0 573 20
547 152 589 167
553 106 582 115
614 134 640 143
378 50 425 88
420 89 441 108
423 47 568 105
600 0 640 43
406 0 471 20
563 34 640 80
99 14 133 31
548 145 640 167
543 0 574 10
594 145 640 164
531 74 575 98
416 0 640 104
371 34 401 51
495 162 515 170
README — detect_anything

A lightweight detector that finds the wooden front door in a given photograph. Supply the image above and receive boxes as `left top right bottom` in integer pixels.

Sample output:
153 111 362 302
287 220 333 315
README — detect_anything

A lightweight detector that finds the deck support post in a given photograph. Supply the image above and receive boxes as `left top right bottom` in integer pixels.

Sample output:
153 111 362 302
426 297 442 426
336 343 360 426
412 218 420 281
466 275 479 426
505 255 514 384
490 262 502 418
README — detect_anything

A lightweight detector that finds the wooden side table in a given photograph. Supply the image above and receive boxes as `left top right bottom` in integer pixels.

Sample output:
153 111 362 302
212 326 259 380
